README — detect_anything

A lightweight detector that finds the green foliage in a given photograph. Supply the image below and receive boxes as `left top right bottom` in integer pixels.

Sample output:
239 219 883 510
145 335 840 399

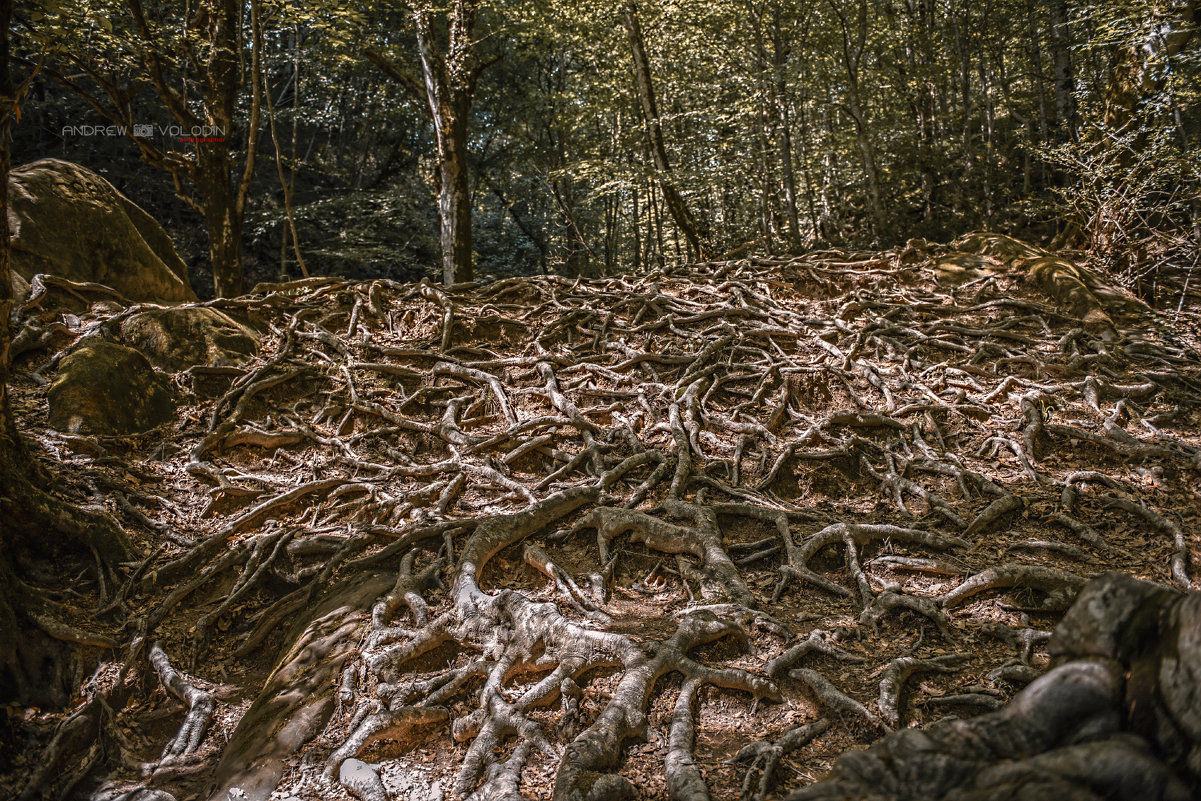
14 0 1199 294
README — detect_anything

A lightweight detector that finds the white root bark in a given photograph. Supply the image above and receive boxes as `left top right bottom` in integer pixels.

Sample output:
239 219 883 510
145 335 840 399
148 642 214 761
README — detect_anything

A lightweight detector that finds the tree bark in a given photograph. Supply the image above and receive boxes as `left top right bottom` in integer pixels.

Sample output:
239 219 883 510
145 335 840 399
747 4 802 249
201 159 244 299
1103 0 1200 132
120 0 247 297
830 0 885 240
1048 0 1076 142
622 2 709 261
412 0 479 286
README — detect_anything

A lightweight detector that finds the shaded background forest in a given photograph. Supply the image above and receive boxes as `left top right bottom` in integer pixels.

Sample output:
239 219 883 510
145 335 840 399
10 0 1201 298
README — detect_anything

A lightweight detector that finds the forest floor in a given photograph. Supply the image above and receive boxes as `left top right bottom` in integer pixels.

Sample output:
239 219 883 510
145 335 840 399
2 234 1200 801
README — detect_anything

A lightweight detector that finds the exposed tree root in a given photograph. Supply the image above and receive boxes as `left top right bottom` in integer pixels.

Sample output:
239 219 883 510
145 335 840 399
5 246 1200 800
148 643 213 762
789 669 888 732
876 654 966 727
792 573 1201 800
732 718 830 801
940 563 1088 612
204 570 396 801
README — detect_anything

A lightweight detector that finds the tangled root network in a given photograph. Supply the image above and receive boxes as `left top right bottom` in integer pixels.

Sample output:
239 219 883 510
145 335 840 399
8 238 1201 801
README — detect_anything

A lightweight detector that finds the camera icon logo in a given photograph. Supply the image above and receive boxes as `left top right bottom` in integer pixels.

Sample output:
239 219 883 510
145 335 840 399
132 124 154 138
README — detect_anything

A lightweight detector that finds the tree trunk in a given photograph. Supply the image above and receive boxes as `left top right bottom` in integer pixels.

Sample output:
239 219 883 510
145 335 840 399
437 105 473 285
1103 0 1200 132
831 0 885 240
201 156 244 298
767 8 801 248
796 97 820 240
631 181 642 272
199 0 245 297
1048 0 1076 141
412 0 479 286
622 2 709 260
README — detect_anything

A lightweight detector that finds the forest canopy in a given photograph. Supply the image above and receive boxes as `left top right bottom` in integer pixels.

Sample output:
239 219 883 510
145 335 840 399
11 0 1200 296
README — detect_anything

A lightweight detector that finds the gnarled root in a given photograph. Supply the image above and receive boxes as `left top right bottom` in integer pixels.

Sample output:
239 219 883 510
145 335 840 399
732 718 830 801
148 642 214 762
940 563 1086 612
876 654 966 727
790 573 1201 800
555 612 780 801
766 629 865 678
788 669 888 732
339 758 387 801
204 569 396 801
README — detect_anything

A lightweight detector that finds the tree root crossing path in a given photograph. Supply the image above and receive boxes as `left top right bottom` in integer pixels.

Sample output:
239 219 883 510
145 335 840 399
7 236 1201 801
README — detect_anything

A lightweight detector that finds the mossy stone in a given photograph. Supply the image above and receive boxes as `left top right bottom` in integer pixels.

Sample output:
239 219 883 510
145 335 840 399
48 341 175 435
8 159 196 303
120 307 260 371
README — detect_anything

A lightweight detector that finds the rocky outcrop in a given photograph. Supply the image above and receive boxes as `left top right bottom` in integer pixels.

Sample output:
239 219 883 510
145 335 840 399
48 341 175 435
8 159 196 303
119 307 259 371
791 573 1200 801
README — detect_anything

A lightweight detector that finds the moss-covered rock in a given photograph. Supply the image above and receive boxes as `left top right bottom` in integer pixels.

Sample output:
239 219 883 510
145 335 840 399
48 341 175 435
119 307 260 371
8 159 196 303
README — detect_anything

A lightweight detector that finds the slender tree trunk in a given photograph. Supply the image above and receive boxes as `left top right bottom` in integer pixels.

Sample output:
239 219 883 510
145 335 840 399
631 181 642 272
776 103 801 249
1026 0 1050 190
796 98 820 240
754 104 779 252
263 13 308 279
622 2 709 260
200 160 244 298
747 2 794 251
602 188 617 276
769 10 801 248
819 101 839 242
1049 0 1076 141
831 0 885 240
412 1 479 286
649 174 665 266
201 0 244 297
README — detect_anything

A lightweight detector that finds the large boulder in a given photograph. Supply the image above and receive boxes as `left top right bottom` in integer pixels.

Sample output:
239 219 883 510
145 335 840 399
119 307 260 371
7 159 197 303
48 341 175 435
